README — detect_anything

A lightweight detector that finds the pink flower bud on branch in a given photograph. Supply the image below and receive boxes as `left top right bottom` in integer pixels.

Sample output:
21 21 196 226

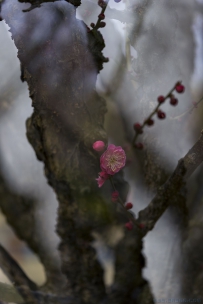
133 123 143 134
99 22 106 28
98 13 105 20
157 95 165 103
146 118 154 126
98 0 106 8
92 141 105 152
157 110 166 119
175 83 185 93
125 202 133 210
138 223 145 229
134 142 143 150
170 96 178 106
125 221 133 231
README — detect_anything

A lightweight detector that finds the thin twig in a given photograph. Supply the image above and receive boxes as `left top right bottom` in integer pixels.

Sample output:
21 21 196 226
171 95 203 120
132 81 180 144
95 0 110 30
0 244 39 303
109 176 137 226
0 244 37 291
0 282 23 303
0 282 76 304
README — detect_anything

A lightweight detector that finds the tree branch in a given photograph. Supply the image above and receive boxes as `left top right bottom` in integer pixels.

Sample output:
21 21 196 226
0 244 40 304
0 244 37 291
1 1 154 303
0 282 78 304
2 1 108 302
0 172 66 292
137 131 203 235
0 282 23 303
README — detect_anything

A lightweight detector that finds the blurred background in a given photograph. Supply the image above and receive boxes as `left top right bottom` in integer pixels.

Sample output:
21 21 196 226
0 0 203 301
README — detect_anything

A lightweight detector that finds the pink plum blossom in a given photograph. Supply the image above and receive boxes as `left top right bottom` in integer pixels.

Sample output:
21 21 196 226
92 141 105 152
96 171 109 188
100 144 126 175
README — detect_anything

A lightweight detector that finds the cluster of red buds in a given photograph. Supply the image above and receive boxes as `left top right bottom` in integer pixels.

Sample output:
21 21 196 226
86 0 124 63
133 81 185 149
87 0 122 32
85 1 109 63
86 0 108 31
124 203 135 230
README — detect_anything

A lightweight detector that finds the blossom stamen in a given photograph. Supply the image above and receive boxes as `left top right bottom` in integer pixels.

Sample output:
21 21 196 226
100 144 126 175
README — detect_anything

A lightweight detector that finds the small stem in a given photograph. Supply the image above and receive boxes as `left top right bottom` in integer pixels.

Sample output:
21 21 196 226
125 0 131 72
95 0 110 30
125 27 131 72
172 95 203 120
132 81 180 145
109 176 137 225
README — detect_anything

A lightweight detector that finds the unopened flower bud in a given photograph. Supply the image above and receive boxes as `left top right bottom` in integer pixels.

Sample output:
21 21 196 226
99 21 106 28
134 142 143 149
157 95 165 103
170 96 178 106
157 110 166 119
146 118 154 126
133 123 143 133
93 141 105 151
98 13 105 20
139 223 145 229
175 83 185 93
98 0 106 7
125 202 133 210
125 221 133 231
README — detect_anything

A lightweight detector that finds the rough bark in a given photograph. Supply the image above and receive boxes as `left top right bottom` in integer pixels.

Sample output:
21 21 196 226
0 169 66 293
2 0 107 302
1 1 154 303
